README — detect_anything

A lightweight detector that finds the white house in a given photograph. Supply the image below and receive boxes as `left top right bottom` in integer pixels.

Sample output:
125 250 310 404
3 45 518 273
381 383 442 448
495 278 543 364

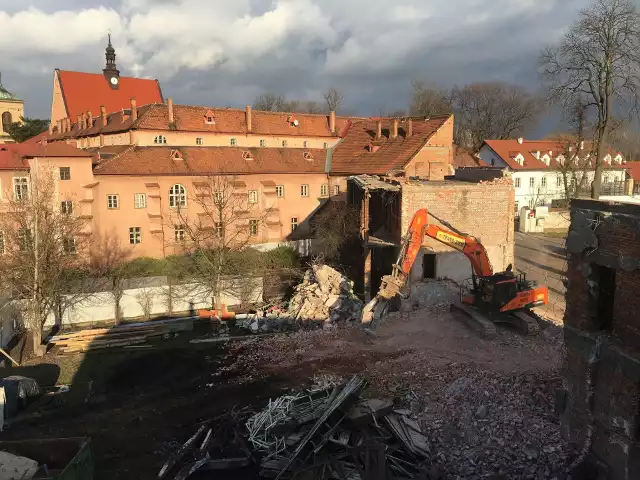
478 138 627 212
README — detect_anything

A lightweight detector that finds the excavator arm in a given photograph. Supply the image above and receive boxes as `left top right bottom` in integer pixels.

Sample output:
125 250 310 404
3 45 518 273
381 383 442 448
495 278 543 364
361 208 494 324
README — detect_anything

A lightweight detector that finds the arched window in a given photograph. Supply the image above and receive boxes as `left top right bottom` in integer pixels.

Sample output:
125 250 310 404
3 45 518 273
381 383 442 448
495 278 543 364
2 112 12 132
169 184 186 208
154 135 167 144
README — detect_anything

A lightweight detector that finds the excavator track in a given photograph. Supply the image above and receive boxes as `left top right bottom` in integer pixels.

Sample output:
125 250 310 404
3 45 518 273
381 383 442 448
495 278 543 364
508 311 541 336
450 303 498 339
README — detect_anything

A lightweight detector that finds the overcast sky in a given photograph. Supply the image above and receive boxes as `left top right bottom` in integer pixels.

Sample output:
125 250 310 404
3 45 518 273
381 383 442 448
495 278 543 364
0 0 598 128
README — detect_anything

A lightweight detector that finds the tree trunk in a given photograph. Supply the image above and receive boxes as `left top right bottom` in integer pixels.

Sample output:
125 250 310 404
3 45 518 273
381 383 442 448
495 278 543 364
592 127 607 199
31 327 44 357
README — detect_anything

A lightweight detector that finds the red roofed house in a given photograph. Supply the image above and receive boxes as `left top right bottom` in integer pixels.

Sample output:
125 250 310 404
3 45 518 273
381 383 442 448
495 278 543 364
50 36 163 125
624 161 640 196
479 138 627 211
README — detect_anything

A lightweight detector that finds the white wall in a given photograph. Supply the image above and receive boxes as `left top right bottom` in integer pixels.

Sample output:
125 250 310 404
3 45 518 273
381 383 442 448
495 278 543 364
42 276 264 328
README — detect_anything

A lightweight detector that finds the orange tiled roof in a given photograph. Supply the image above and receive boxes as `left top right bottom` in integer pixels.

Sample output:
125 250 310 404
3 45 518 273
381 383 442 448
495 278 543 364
58 70 163 119
0 141 91 170
330 115 452 175
93 146 327 176
483 139 624 170
624 161 640 180
46 103 355 140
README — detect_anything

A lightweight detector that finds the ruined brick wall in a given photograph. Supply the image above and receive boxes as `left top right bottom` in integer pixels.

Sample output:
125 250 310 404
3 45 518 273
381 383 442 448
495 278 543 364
403 116 454 181
562 199 640 480
400 182 515 282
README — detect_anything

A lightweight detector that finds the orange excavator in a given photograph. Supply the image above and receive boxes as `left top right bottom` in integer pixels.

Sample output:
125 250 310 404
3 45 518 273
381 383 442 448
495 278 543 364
361 208 548 336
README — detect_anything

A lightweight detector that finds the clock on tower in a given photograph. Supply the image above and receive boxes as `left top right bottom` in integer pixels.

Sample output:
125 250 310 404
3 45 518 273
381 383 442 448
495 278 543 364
103 34 120 89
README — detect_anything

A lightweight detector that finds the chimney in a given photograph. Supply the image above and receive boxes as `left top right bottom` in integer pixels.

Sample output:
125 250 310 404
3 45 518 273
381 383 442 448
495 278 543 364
56 120 62 134
48 123 53 135
517 137 524 144
167 97 174 124
580 141 584 150
63 118 69 133
391 119 399 139
87 111 93 128
246 105 252 132
101 105 107 127
77 115 82 130
130 98 137 121
407 119 413 137
329 110 336 134
376 119 382 140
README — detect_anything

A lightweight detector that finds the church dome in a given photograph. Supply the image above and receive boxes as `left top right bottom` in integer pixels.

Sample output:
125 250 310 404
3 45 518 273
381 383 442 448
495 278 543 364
0 74 20 101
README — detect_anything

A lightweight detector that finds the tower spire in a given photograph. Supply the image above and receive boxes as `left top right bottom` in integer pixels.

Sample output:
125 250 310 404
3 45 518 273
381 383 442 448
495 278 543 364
103 33 120 88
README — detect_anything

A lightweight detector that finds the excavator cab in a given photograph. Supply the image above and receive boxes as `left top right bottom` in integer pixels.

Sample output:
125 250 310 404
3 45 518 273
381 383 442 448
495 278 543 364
476 273 519 310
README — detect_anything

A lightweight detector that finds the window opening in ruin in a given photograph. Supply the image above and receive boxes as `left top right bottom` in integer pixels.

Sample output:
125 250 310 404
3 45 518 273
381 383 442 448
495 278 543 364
423 254 436 279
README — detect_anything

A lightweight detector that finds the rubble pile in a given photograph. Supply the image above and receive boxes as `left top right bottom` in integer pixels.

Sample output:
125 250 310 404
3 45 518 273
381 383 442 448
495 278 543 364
157 375 431 479
287 265 364 323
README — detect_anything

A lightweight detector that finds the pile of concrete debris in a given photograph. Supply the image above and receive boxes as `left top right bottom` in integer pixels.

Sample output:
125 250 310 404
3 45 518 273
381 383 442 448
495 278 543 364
287 264 364 323
157 375 431 479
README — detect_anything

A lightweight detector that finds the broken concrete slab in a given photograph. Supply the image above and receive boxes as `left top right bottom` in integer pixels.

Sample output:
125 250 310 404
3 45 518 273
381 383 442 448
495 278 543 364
0 451 39 480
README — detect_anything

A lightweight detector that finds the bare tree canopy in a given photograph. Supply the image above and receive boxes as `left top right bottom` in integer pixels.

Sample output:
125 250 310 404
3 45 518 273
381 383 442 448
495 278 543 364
540 0 640 198
323 87 344 112
410 79 451 117
450 82 541 152
253 93 326 114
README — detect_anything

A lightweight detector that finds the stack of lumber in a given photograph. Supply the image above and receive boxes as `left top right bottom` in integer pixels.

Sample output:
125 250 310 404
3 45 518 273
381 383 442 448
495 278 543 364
48 317 194 354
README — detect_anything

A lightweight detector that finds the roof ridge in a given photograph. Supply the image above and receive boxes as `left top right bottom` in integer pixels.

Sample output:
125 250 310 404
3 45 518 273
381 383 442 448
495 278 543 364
94 143 137 171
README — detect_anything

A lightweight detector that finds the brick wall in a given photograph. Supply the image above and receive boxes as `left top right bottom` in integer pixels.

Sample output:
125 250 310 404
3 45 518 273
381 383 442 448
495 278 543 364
562 199 640 480
403 116 454 182
400 182 515 280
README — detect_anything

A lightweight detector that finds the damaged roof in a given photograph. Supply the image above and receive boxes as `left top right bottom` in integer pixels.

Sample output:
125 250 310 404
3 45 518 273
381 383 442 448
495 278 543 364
331 115 452 175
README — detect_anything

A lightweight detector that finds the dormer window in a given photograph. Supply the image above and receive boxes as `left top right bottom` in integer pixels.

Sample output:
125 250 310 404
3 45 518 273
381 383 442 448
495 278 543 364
204 110 215 125
541 154 551 167
514 153 524 166
604 154 612 164
556 155 565 166
303 151 314 161
614 154 623 164
171 149 183 160
242 151 254 160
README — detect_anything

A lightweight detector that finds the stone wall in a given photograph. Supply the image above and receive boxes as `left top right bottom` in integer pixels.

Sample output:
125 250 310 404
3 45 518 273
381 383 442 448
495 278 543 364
561 199 640 480
400 182 515 282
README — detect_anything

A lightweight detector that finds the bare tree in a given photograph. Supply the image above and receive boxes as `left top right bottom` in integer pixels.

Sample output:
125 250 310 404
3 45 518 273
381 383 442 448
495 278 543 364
323 87 344 112
168 175 270 309
88 233 134 326
450 82 541 151
312 201 360 262
540 0 640 198
0 168 90 354
134 288 154 321
253 94 286 112
410 79 451 117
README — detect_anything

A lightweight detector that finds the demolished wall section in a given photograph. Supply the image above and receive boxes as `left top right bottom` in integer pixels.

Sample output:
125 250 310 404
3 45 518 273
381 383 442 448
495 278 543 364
562 199 640 480
400 182 515 282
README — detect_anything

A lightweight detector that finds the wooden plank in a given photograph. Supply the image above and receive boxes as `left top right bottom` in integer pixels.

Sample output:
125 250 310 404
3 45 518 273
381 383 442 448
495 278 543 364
0 348 19 367
50 329 164 343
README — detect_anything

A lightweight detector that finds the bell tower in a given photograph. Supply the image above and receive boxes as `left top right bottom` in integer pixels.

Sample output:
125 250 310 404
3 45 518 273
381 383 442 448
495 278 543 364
103 34 120 89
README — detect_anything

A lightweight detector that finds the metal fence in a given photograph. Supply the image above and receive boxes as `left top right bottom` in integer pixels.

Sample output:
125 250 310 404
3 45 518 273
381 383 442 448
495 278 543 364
576 181 626 197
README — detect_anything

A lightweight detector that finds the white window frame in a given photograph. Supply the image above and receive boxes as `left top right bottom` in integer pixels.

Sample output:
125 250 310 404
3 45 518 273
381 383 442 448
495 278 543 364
259 139 266 147
275 185 284 198
129 227 141 245
333 185 340 195
291 217 299 232
557 176 562 187
174 225 185 241
282 140 288 147
169 184 187 208
154 135 167 144
13 177 29 201
107 194 119 209
196 137 203 145
61 200 73 214
134 193 147 209
529 177 535 188
541 177 547 188
301 184 309 197
230 138 237 146
248 190 258 204
303 141 308 148
514 177 521 188
323 142 328 149
320 184 328 196
249 220 258 236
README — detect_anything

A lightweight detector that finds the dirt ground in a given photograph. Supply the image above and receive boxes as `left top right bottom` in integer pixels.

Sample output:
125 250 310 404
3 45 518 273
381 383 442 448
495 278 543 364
0 308 566 479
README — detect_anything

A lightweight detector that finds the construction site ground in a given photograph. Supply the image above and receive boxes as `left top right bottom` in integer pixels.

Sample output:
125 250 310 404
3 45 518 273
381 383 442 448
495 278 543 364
0 303 568 479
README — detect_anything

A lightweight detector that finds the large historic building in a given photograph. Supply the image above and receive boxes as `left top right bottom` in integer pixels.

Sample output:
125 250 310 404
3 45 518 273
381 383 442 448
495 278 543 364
0 74 24 144
50 35 163 125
